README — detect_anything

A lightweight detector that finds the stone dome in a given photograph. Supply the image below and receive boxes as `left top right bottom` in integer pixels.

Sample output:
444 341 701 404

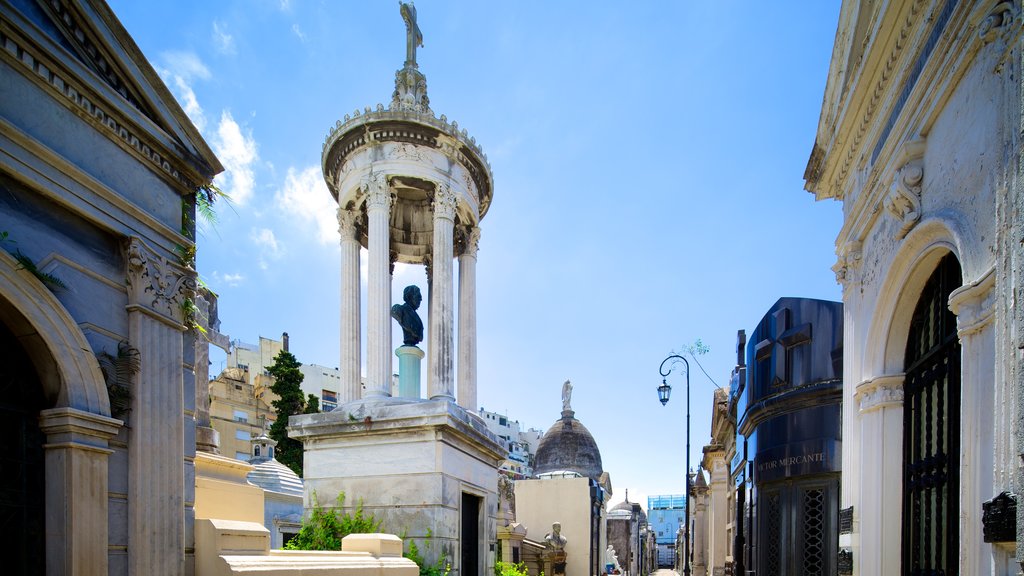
246 433 303 497
533 410 603 481
610 499 648 524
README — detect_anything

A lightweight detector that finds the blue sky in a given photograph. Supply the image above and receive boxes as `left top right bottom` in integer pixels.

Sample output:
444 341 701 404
110 1 843 508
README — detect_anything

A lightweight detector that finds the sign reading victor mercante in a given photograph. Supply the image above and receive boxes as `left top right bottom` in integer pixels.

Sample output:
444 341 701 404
757 452 825 472
753 439 839 483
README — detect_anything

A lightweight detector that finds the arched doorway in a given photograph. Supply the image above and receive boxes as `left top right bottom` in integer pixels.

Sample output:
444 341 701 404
902 252 961 575
0 320 47 575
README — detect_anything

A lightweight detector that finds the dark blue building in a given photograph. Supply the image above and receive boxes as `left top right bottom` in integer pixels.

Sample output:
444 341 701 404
731 297 843 576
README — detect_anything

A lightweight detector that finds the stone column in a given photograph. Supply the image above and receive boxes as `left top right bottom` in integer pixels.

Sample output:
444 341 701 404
429 183 457 401
457 225 480 410
948 269 996 574
338 208 362 403
364 174 393 398
853 374 904 576
38 407 120 576
125 237 192 576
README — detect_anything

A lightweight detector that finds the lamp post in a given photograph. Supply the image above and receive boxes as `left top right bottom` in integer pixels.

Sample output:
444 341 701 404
657 354 691 576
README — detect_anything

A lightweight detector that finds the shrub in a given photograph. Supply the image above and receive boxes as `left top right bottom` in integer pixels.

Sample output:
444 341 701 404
284 491 381 550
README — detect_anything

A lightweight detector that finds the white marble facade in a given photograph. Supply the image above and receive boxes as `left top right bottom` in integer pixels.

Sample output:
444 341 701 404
805 1 1022 574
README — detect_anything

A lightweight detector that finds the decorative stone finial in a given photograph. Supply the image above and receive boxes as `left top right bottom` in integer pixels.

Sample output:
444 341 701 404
561 380 573 413
391 2 431 113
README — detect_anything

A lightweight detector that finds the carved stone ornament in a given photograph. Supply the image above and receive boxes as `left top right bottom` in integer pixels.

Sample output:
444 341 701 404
363 173 392 211
461 226 481 258
125 237 196 323
979 2 1016 44
855 375 904 414
832 240 863 285
432 182 458 221
337 209 360 240
885 160 923 239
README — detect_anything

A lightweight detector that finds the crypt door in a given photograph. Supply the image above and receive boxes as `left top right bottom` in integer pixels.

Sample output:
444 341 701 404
902 253 961 576
758 478 839 576
0 322 46 575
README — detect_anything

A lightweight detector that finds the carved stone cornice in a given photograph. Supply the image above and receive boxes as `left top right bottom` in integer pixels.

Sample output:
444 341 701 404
432 182 457 221
855 374 904 414
125 237 195 325
362 173 392 212
833 240 863 286
337 208 360 241
885 157 924 239
0 15 204 191
948 265 996 337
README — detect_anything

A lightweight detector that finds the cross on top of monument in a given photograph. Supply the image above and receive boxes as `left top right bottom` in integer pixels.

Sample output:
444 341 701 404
754 307 812 387
400 2 423 68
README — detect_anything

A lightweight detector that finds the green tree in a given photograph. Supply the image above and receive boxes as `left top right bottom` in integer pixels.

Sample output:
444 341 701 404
304 393 320 414
267 350 306 476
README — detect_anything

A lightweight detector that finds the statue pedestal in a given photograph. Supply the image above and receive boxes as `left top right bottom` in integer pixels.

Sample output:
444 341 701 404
395 345 424 398
542 550 567 576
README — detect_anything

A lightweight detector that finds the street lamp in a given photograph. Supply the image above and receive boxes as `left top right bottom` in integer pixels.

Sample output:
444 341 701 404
657 354 691 576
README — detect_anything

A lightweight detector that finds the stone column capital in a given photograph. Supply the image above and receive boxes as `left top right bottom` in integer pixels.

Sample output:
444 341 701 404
948 265 996 337
38 407 122 448
432 181 457 221
337 208 361 240
460 225 481 258
855 374 905 414
125 236 196 326
363 173 393 211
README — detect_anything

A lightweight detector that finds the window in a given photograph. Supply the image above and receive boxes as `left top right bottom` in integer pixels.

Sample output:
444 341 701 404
499 417 507 426
235 429 250 441
233 409 248 423
235 451 248 461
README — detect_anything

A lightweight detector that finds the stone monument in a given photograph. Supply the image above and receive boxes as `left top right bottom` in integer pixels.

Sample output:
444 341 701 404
291 5 502 576
543 522 568 576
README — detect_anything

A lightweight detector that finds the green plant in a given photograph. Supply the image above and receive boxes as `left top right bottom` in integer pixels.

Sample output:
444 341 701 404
179 296 207 336
12 249 66 289
97 341 140 418
284 491 381 551
405 536 451 576
495 561 530 576
267 349 307 476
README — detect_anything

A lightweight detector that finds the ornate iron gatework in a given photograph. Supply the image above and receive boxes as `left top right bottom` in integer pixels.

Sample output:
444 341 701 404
902 253 961 576
982 491 1017 543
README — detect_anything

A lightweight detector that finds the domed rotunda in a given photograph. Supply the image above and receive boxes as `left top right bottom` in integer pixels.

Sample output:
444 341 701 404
533 382 604 481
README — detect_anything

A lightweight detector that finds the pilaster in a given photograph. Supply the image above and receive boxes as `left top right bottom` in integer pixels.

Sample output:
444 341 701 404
429 182 456 401
38 407 121 576
948 266 997 574
338 208 362 403
365 174 393 398
125 236 190 576
853 374 904 576
457 225 480 410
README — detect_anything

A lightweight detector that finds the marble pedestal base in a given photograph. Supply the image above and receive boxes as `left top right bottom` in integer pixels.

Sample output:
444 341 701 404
395 345 425 399
290 399 506 576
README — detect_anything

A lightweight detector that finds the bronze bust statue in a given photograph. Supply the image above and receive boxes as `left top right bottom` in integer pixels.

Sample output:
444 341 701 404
391 285 423 346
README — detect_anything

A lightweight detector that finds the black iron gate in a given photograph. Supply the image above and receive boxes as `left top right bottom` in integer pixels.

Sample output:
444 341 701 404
902 253 961 576
0 323 46 575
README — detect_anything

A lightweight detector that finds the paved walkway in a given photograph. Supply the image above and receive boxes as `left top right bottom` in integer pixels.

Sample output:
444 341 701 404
650 569 679 576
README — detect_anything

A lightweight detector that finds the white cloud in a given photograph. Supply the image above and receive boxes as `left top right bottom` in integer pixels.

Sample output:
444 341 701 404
250 228 282 270
157 51 211 131
211 271 245 287
274 165 337 244
292 24 307 42
212 21 236 55
212 111 258 205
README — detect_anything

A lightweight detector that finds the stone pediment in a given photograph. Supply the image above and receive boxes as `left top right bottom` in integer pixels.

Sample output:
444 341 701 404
3 0 222 186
